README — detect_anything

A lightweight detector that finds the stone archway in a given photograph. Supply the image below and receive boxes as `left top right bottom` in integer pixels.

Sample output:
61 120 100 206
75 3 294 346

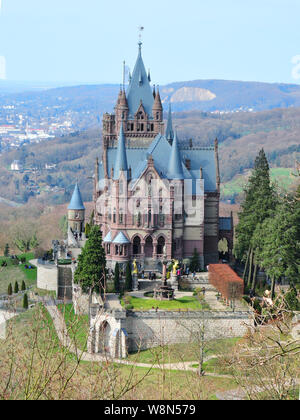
145 236 153 258
99 321 111 354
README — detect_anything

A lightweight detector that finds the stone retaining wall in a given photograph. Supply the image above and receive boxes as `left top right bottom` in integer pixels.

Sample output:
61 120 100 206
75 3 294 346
124 310 252 352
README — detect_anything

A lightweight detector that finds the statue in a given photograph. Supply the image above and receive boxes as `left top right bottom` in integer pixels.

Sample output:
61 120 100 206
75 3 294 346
172 260 179 275
132 259 138 275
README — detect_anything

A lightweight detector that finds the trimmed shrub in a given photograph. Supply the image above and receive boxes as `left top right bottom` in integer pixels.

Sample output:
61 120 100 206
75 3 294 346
21 280 26 291
209 264 244 301
7 283 12 296
23 293 29 309
14 281 19 294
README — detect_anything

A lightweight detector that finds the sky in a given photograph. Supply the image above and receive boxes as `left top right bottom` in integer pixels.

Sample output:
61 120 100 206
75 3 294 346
0 0 300 85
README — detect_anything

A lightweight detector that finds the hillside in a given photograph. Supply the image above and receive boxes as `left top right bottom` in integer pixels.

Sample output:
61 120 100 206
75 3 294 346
2 80 300 131
221 168 297 203
0 107 299 206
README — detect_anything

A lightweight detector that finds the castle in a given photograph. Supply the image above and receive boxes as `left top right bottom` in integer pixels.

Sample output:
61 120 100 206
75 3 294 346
89 42 232 273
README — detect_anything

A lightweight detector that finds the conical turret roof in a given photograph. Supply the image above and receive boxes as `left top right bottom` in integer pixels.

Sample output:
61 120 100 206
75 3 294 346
167 132 184 180
114 124 128 179
152 87 163 110
165 103 174 142
68 183 85 210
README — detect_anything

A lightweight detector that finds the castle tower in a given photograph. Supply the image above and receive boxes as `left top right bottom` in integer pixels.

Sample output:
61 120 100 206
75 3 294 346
102 42 164 151
68 183 85 234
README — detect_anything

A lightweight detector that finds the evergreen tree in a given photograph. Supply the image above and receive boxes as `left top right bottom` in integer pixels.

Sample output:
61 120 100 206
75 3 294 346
234 149 277 287
74 225 106 294
14 281 19 294
7 283 12 296
284 285 300 311
114 263 120 293
23 293 29 310
21 280 26 291
4 243 9 257
125 262 133 291
190 248 200 272
89 210 95 227
257 197 300 297
85 223 91 238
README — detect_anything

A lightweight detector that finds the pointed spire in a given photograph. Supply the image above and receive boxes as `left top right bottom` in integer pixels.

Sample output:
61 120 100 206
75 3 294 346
126 43 154 117
165 103 174 143
152 86 162 110
153 84 156 99
119 89 128 109
68 183 85 210
114 124 128 179
168 131 184 180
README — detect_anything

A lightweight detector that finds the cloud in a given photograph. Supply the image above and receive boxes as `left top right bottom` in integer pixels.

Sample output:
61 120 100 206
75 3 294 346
0 56 6 80
291 55 300 80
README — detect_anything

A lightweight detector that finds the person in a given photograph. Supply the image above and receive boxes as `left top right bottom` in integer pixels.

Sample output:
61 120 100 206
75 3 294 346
149 271 152 280
193 271 196 279
186 267 190 276
142 270 145 279
202 287 206 296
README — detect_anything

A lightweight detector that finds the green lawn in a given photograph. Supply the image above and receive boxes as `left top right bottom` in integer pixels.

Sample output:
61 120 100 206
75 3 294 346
0 252 37 295
127 337 242 364
121 295 210 311
221 167 295 200
57 304 89 351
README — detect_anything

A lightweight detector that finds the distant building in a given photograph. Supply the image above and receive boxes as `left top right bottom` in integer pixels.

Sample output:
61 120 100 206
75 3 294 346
11 160 22 171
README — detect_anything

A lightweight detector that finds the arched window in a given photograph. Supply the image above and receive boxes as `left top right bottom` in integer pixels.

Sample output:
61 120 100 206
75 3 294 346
133 237 141 255
157 237 165 255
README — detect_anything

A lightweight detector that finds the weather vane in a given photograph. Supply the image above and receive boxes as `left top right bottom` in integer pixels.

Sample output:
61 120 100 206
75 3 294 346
138 26 144 47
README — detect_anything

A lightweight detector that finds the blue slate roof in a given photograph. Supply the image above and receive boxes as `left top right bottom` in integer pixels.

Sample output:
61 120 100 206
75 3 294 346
112 231 131 244
126 45 154 118
114 124 128 180
98 135 217 192
103 231 112 243
68 183 85 210
219 217 232 231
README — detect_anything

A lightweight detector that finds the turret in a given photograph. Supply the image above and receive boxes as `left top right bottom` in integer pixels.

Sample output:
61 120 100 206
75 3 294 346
152 87 163 121
68 183 85 234
165 103 174 144
114 124 128 180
